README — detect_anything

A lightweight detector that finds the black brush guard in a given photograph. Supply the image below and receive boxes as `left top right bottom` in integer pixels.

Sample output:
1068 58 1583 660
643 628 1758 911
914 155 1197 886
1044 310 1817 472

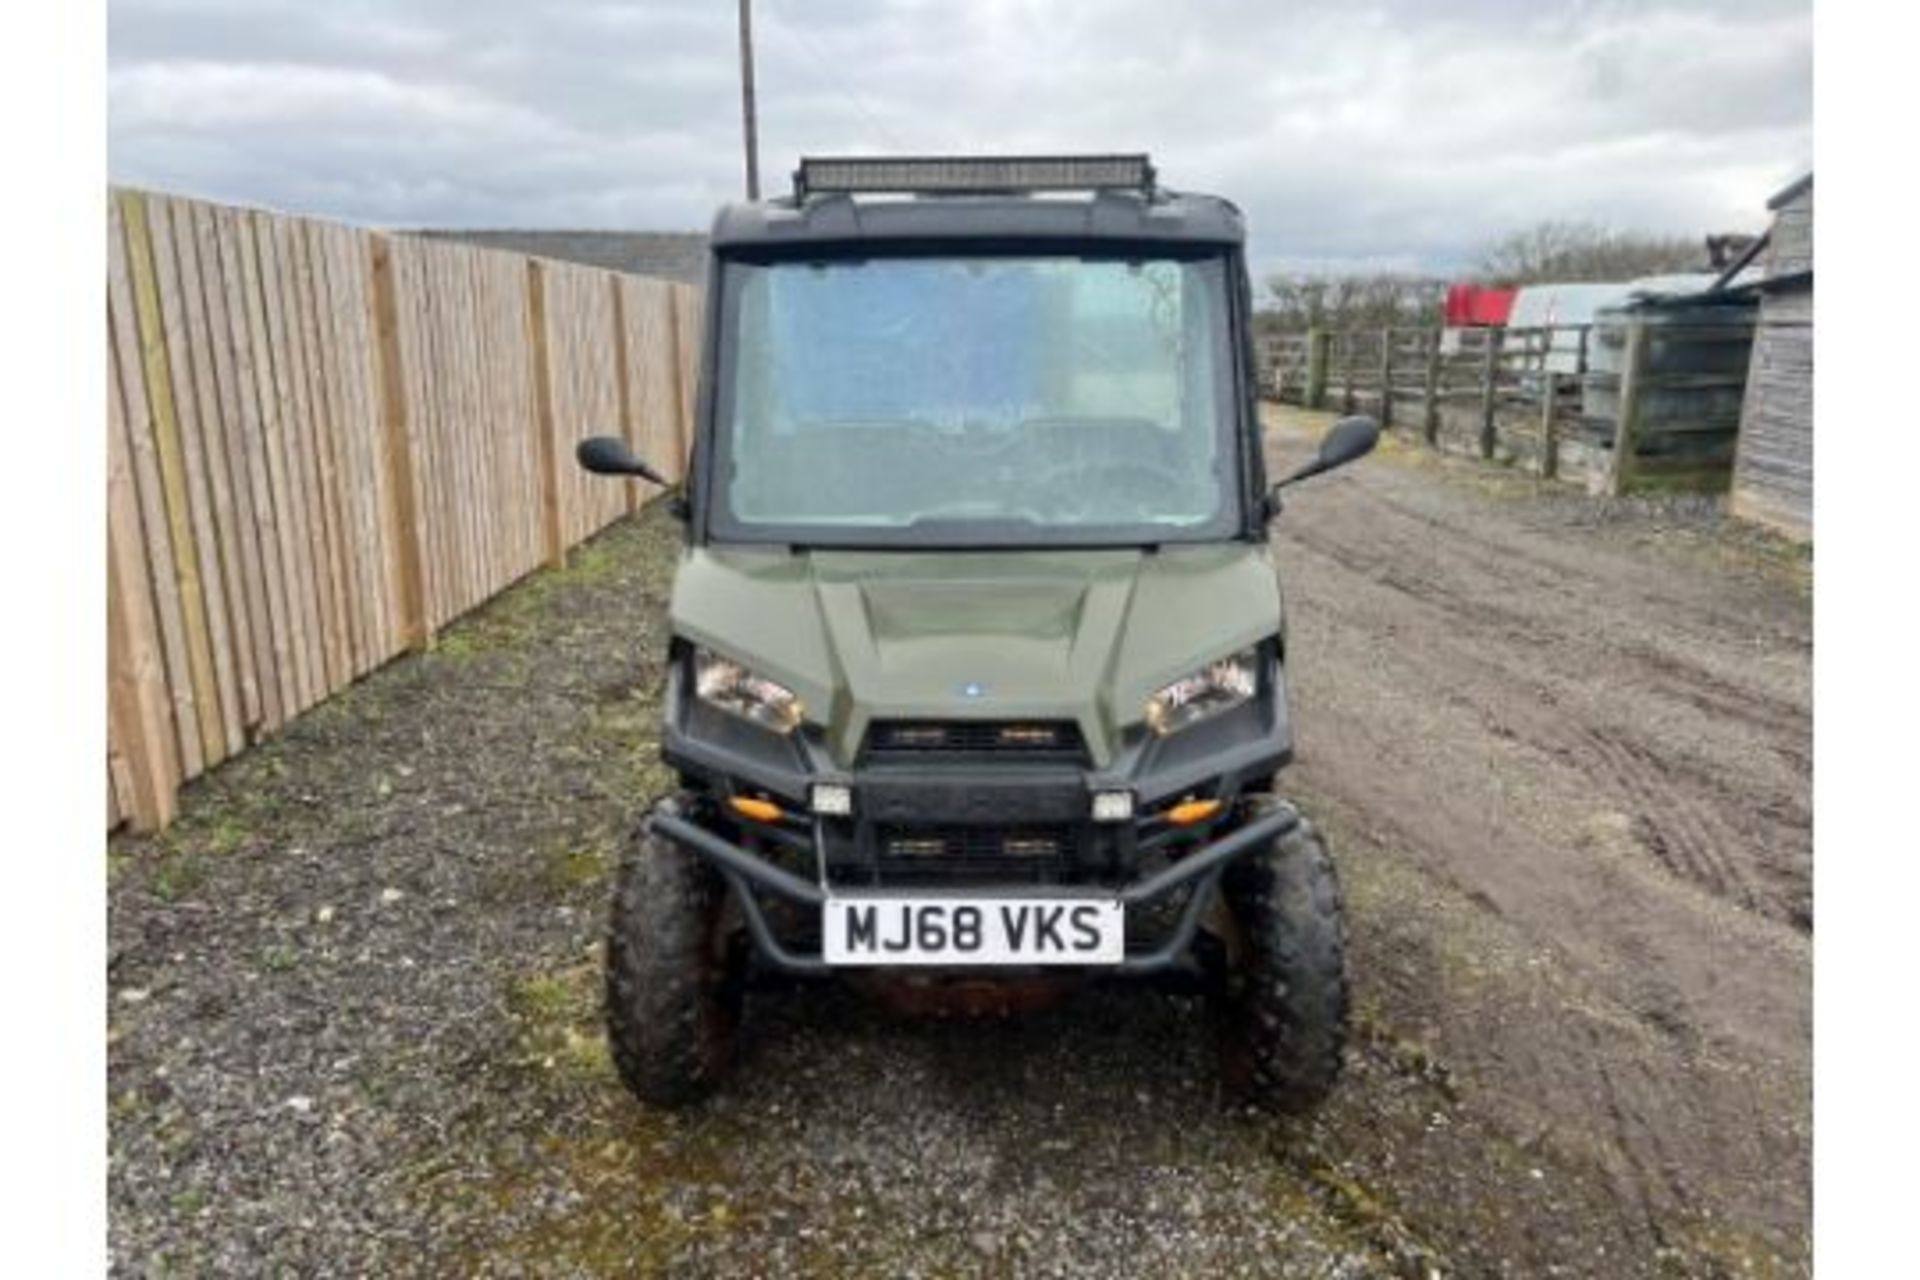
646 800 1300 976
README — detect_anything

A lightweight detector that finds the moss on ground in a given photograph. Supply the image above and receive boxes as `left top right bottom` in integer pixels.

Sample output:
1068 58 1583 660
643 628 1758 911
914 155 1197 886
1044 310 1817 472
506 952 615 1086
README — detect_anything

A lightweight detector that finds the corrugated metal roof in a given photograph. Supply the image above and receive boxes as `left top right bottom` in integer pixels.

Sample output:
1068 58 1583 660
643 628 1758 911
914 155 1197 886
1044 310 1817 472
1766 172 1813 212
1506 274 1738 328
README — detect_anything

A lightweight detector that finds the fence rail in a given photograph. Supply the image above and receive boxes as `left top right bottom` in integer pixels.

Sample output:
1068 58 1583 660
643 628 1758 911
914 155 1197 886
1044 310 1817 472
1258 319 1748 494
107 188 699 832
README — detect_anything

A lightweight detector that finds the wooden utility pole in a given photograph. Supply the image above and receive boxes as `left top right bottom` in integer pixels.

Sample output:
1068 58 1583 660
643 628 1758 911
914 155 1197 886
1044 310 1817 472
738 0 761 200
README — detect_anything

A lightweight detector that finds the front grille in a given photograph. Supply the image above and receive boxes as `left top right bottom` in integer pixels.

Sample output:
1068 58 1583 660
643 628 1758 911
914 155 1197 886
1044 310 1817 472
871 824 1072 885
865 720 1086 761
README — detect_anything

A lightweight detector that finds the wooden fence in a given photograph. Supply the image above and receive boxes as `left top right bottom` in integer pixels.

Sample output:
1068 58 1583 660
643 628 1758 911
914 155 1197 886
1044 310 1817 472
1260 318 1753 495
107 188 701 832
1263 326 1595 481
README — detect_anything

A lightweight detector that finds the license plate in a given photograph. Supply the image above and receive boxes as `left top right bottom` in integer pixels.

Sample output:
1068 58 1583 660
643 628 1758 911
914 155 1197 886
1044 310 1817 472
822 896 1124 967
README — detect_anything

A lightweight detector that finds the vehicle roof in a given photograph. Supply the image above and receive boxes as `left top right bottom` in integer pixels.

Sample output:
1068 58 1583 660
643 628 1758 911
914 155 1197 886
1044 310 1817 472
708 189 1246 253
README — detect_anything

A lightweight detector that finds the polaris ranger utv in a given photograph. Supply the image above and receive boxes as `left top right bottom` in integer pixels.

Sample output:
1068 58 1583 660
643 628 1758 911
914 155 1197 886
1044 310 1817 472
577 155 1378 1112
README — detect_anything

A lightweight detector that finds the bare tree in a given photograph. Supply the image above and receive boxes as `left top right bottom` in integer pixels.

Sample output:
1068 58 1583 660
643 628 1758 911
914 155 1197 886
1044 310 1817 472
1259 271 1445 334
1474 221 1703 286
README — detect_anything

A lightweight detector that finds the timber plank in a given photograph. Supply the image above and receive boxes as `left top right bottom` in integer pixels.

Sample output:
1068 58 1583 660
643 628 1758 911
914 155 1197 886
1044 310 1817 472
154 195 245 761
108 333 181 829
256 213 323 709
211 204 288 733
239 210 311 715
292 219 352 688
336 225 385 663
194 200 273 736
368 235 430 649
122 191 227 769
414 240 455 627
168 197 252 751
451 247 487 607
108 193 202 778
611 277 638 514
527 259 564 568
308 222 369 674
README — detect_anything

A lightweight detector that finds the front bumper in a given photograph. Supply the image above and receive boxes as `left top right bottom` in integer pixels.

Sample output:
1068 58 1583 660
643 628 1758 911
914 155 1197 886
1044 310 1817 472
653 647 1298 974
647 799 1300 976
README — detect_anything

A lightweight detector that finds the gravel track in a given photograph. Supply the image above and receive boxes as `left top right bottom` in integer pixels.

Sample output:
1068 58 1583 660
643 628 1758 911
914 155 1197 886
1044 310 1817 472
108 411 1810 1276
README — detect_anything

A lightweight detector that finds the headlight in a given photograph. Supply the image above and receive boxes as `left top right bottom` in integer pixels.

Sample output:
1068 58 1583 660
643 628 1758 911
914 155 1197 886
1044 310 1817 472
693 648 805 734
1143 648 1259 736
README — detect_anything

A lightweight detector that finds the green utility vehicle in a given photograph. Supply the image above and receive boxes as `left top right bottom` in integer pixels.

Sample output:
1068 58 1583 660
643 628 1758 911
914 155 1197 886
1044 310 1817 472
577 155 1378 1112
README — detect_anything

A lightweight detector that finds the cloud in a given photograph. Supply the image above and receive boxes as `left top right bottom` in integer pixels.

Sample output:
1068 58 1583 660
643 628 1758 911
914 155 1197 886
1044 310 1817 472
108 0 1811 272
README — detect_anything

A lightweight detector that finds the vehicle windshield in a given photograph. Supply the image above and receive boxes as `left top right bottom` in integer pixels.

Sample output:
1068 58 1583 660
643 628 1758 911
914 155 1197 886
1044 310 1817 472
710 252 1241 546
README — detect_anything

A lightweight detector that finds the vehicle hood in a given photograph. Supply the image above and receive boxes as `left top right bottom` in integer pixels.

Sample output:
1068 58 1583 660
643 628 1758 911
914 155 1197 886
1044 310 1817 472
669 543 1282 766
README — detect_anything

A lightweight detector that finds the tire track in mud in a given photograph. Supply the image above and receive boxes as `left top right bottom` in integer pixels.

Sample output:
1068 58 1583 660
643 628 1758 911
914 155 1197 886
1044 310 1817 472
1577 725 1760 918
1276 485 1809 931
1262 408 1810 1271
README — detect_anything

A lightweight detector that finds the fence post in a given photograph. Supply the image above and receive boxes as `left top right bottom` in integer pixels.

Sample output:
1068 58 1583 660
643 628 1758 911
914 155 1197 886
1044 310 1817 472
1478 328 1503 460
367 235 432 650
1305 328 1329 410
609 277 642 515
1539 371 1560 480
1422 329 1441 445
1377 328 1394 428
1341 334 1356 413
526 259 567 569
669 287 699 474
108 360 180 831
1606 320 1649 495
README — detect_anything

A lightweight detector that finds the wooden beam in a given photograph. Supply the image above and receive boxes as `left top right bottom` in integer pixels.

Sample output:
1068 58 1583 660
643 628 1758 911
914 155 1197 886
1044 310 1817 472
121 191 228 769
1304 329 1329 411
1422 330 1441 445
194 201 276 738
368 235 432 650
166 196 250 754
1377 329 1394 428
610 276 640 515
1606 320 1651 495
526 259 566 568
669 287 698 472
109 192 203 780
1540 371 1561 480
1478 328 1503 460
108 339 180 830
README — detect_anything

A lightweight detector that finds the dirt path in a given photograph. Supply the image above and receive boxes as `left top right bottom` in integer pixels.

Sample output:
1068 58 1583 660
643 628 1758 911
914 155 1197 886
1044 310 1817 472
107 414 1811 1276
1261 405 1811 1274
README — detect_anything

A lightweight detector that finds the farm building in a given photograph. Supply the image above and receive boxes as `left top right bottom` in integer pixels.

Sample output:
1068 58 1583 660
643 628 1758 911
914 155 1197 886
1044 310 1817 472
1729 173 1814 541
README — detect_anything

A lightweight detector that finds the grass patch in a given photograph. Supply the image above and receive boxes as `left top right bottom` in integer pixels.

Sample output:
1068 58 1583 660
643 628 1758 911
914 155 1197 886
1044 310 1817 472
542 837 614 895
149 850 208 902
505 955 614 1086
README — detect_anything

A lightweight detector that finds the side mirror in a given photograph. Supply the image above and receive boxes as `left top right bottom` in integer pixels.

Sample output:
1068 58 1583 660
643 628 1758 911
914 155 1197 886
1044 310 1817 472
1275 414 1379 491
576 435 667 485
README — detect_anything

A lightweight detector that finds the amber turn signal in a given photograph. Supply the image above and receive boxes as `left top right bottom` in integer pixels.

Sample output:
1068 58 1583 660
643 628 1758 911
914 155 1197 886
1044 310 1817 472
727 796 785 824
1164 798 1224 827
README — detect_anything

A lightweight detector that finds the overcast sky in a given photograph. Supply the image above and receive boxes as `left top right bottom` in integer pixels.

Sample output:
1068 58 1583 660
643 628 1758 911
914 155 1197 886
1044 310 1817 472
108 0 1811 275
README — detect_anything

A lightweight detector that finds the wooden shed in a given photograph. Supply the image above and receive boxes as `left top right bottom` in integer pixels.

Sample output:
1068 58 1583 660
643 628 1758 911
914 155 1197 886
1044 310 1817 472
1729 173 1814 540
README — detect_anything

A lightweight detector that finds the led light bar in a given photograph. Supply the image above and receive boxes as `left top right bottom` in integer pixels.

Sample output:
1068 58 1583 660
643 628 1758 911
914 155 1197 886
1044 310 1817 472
794 154 1155 199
